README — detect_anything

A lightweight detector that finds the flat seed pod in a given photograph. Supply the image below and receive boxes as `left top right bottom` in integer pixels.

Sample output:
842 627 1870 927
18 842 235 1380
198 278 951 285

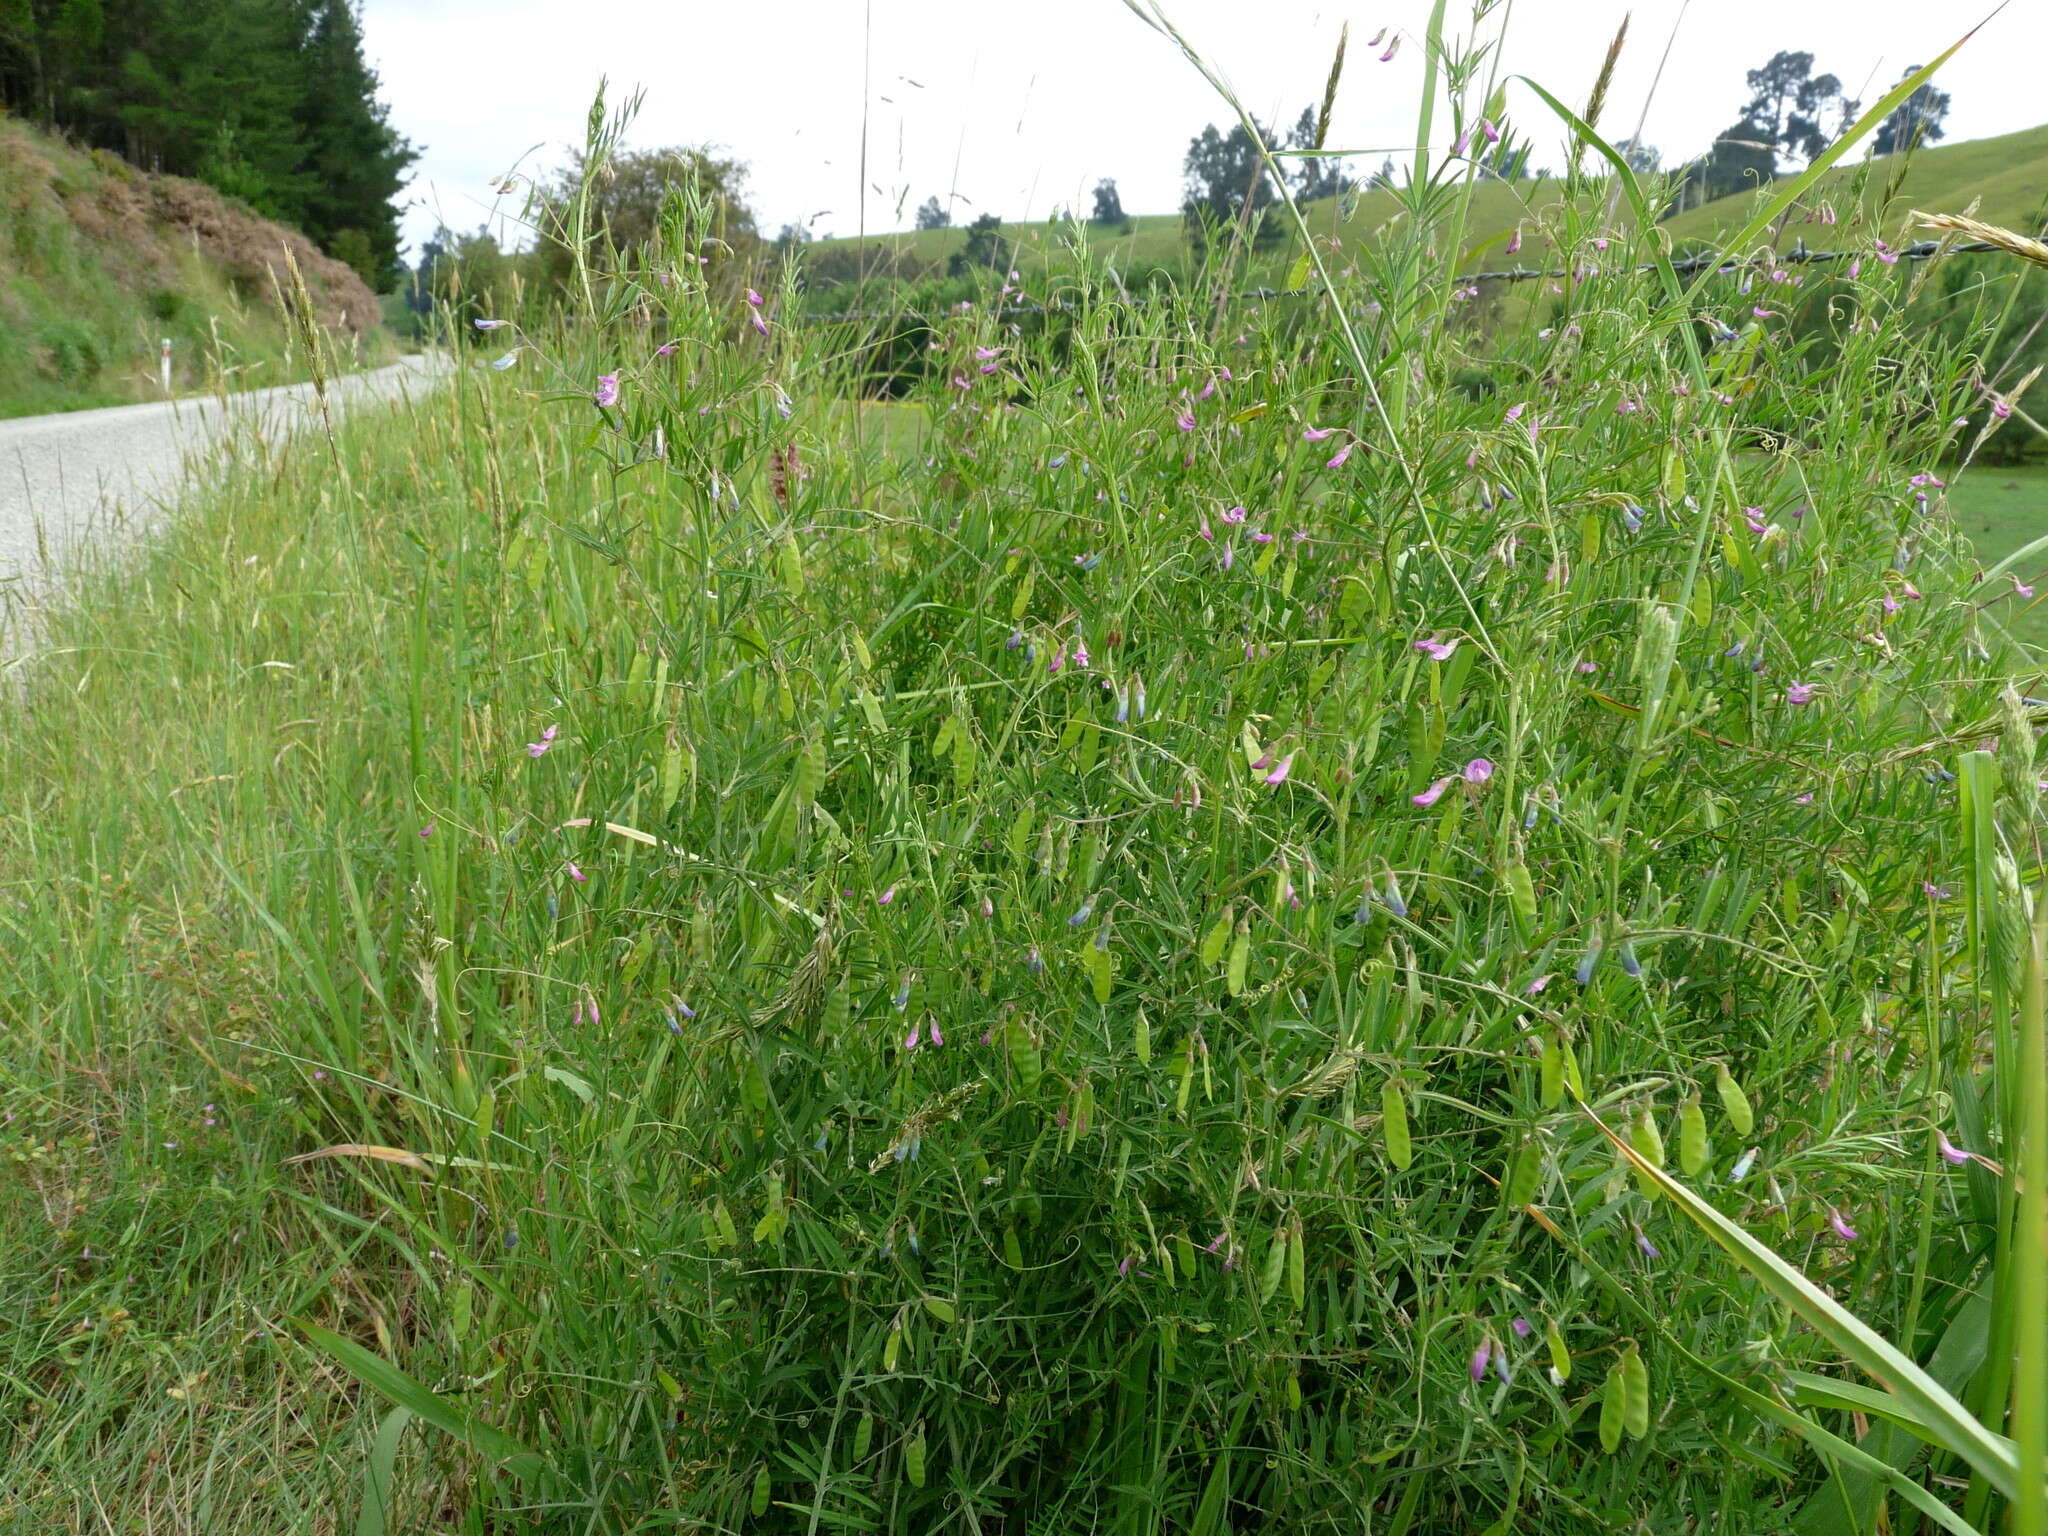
1599 1354 1628 1453
1199 906 1233 968
1382 1079 1413 1170
904 1428 927 1488
1546 1323 1571 1383
1226 920 1251 997
1259 1222 1288 1305
1286 1220 1306 1311
1621 1345 1650 1439
1716 1063 1755 1137
1504 1140 1542 1208
852 1412 874 1462
1539 1032 1563 1108
1630 1108 1665 1201
1678 1096 1710 1176
751 1465 771 1516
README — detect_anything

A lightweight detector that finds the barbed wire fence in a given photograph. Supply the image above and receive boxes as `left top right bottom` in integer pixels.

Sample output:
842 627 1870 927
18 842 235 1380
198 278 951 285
794 237 2010 325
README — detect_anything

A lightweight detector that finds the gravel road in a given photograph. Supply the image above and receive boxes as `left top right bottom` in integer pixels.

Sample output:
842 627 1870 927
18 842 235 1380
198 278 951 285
0 355 441 614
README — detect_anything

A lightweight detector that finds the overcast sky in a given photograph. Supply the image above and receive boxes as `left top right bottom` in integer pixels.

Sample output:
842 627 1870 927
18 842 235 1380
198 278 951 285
358 0 2040 259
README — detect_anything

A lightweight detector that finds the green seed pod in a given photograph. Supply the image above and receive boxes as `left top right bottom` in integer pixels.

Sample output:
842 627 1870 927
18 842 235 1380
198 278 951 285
751 1465 771 1516
1134 1011 1151 1065
1176 1232 1196 1279
1260 1222 1288 1305
852 1412 874 1462
1504 1140 1542 1209
1507 859 1539 944
1716 1063 1755 1137
1003 1227 1023 1270
1546 1322 1571 1383
883 1319 903 1373
1382 1079 1414 1170
1539 1032 1564 1108
1226 919 1251 998
904 1428 927 1488
1621 1344 1651 1439
1678 1096 1710 1177
1630 1107 1665 1200
1200 907 1233 968
1599 1355 1628 1453
1286 1220 1306 1311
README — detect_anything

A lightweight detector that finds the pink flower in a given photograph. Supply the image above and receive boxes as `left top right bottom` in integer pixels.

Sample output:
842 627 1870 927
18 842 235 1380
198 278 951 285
1938 1131 1971 1166
1175 409 1196 432
1378 35 1400 61
655 341 678 357
1482 119 1500 144
526 724 558 757
1828 1207 1858 1243
1785 682 1817 705
1302 425 1336 441
1470 1341 1492 1382
1463 758 1494 784
928 1019 943 1047
566 860 586 883
1265 753 1295 787
1506 226 1522 255
1412 776 1453 808
975 346 1001 359
1503 403 1524 423
1220 505 1247 524
593 372 620 408
877 884 897 906
746 288 764 307
1414 637 1458 661
1882 594 1900 614
1752 307 1778 320
1525 973 1552 995
1511 1317 1533 1339
2015 577 2037 599
1326 442 1354 468
1993 398 2013 420
750 310 770 338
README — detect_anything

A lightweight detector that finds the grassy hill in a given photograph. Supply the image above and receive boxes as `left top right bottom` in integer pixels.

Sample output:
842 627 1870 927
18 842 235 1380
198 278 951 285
0 115 390 419
804 121 2048 293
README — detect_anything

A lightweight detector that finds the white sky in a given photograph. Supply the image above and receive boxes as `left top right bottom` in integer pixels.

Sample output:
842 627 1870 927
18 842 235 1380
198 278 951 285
359 0 2042 259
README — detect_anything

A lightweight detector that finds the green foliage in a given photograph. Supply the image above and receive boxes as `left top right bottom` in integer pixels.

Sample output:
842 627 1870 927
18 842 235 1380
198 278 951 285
2 25 2042 1536
0 0 415 285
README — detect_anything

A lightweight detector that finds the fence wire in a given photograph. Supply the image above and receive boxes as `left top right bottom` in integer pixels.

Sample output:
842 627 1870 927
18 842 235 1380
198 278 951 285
795 237 2009 325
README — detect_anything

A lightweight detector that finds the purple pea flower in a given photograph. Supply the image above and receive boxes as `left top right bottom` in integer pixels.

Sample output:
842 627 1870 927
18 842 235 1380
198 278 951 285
1414 637 1458 661
1413 776 1453 808
1511 1316 1533 1339
1785 682 1817 706
527 724 558 757
877 884 897 906
473 317 510 330
1829 1208 1858 1243
1265 753 1295 787
928 1019 943 1047
565 860 586 883
1463 758 1494 784
655 341 678 357
593 373 620 408
1635 1225 1660 1259
1302 425 1336 441
1326 442 1354 468
1938 1131 1971 1166
1470 1339 1492 1383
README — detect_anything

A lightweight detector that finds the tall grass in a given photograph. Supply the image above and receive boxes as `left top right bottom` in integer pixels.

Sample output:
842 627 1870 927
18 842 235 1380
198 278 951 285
2 7 2043 1532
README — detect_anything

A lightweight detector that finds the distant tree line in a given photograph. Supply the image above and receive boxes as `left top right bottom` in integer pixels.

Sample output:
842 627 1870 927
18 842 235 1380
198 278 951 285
0 0 416 287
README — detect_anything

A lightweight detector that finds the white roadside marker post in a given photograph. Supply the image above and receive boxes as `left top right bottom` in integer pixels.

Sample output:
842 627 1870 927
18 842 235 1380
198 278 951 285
160 337 172 395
